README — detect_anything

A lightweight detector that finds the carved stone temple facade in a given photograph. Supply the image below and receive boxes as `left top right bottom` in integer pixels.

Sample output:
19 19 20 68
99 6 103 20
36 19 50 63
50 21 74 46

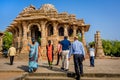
6 4 90 56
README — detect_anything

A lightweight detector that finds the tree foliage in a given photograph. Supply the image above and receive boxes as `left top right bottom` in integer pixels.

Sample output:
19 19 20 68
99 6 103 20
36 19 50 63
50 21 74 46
102 40 112 56
3 32 13 50
111 40 120 57
77 34 82 41
102 40 120 57
89 41 95 47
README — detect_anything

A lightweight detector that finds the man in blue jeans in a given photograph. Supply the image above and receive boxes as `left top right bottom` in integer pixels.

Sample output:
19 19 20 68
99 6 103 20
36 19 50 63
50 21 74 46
68 36 85 80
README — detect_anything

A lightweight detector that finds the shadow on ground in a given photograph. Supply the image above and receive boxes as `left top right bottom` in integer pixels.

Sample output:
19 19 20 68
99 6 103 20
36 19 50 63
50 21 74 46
17 65 28 72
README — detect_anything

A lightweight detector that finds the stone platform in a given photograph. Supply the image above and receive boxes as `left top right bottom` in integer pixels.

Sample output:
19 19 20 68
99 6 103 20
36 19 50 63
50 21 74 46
0 56 120 80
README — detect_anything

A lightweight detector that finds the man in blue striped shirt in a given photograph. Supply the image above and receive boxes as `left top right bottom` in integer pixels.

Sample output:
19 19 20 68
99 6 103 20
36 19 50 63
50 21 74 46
69 36 85 80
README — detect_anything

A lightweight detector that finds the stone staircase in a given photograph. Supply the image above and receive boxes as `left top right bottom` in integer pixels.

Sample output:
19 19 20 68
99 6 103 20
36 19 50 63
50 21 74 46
81 73 120 80
16 72 75 80
16 72 120 80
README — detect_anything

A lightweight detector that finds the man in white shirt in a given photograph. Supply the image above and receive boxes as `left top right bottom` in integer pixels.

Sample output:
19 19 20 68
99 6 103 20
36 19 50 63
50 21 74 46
89 45 95 67
8 45 16 65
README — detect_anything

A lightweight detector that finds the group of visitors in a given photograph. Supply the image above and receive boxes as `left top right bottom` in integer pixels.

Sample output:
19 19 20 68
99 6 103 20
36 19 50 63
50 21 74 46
7 36 95 80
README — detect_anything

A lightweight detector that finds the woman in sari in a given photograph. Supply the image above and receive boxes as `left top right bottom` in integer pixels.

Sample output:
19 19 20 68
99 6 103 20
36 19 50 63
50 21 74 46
46 40 54 69
28 38 41 73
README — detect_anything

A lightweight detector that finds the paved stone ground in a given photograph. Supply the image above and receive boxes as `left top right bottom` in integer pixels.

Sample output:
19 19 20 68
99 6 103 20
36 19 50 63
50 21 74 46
0 56 120 80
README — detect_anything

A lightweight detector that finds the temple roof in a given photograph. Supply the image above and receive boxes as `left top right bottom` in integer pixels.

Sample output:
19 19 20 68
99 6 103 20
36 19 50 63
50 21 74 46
39 4 58 12
7 4 90 32
22 4 36 13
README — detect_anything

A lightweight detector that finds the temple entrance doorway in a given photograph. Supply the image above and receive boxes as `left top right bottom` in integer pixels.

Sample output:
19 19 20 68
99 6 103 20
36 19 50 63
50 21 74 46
30 25 41 45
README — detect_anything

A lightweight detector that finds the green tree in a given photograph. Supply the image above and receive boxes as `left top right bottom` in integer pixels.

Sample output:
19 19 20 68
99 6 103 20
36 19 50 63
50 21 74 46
111 40 120 57
89 41 95 47
3 31 13 50
77 34 82 41
102 40 112 56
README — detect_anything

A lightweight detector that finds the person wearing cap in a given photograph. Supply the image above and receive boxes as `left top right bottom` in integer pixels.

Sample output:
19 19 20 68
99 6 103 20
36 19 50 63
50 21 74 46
60 36 71 71
68 36 85 80
28 38 41 73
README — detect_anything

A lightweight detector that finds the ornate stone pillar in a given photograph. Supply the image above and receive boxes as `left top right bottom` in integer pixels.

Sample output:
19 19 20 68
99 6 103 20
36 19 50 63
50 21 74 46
18 24 22 54
40 21 47 55
14 28 19 52
73 25 77 36
53 22 58 54
81 27 86 45
81 27 87 54
21 21 28 54
27 30 31 42
18 24 23 54
12 30 16 47
95 31 104 58
94 34 97 57
64 24 68 36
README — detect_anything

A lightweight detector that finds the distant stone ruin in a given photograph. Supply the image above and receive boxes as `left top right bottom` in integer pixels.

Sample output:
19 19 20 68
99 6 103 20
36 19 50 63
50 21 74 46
95 31 104 58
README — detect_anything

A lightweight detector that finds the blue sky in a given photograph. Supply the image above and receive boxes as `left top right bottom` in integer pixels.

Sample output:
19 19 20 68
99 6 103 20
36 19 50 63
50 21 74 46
0 0 120 43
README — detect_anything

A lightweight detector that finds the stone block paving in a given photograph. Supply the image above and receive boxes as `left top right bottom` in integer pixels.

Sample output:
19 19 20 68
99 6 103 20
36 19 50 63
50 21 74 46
0 57 120 80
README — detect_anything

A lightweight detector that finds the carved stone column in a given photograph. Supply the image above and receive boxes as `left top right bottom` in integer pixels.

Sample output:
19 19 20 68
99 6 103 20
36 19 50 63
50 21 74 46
21 21 28 54
95 31 104 58
81 27 86 46
14 28 19 53
40 21 47 55
64 24 68 36
27 30 31 42
81 27 87 54
18 24 22 54
12 30 16 47
18 24 23 54
94 34 97 57
53 22 58 54
73 25 77 36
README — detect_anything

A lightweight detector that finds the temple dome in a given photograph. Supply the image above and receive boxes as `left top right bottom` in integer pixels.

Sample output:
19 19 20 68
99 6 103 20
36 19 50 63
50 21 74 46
22 5 36 13
39 4 57 12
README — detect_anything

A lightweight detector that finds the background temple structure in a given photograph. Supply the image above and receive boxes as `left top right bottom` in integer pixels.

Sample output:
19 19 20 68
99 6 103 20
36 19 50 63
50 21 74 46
95 31 105 58
6 4 90 57
0 32 4 52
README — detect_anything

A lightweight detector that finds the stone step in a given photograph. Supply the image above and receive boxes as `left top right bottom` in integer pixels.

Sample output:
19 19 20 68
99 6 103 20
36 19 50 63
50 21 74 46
16 72 120 80
25 72 120 78
28 72 75 77
25 76 75 80
81 77 120 80
20 75 120 80
82 73 120 78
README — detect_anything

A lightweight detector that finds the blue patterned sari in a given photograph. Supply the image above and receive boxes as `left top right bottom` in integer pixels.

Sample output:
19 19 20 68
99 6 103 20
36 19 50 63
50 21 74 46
28 42 39 72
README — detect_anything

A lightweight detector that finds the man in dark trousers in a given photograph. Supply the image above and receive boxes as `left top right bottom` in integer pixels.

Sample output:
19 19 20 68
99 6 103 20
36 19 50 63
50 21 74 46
8 45 16 65
68 36 85 80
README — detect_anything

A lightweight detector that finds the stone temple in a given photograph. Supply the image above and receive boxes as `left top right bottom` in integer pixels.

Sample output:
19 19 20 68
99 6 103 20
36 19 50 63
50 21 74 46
6 4 90 57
